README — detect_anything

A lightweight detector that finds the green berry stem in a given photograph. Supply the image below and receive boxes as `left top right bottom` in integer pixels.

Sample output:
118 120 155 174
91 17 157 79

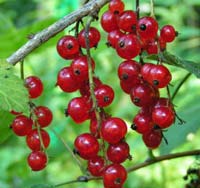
171 72 192 101
136 0 140 20
51 128 85 174
20 60 24 80
147 149 156 160
150 0 155 18
36 122 47 154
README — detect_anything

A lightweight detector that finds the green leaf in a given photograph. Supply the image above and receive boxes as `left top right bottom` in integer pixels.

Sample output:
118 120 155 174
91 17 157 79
0 59 29 112
145 51 200 78
0 110 14 143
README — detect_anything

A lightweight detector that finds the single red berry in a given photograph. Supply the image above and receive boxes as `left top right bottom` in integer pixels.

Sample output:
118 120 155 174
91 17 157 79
26 129 50 151
142 129 162 149
140 63 155 81
25 76 43 99
137 16 158 40
88 156 105 176
109 0 125 14
103 164 127 188
148 64 172 88
116 34 141 59
130 82 159 107
74 133 99 160
146 39 158 54
132 111 154 134
101 117 127 144
118 10 137 33
67 96 92 123
107 141 130 163
101 11 119 32
71 56 95 82
94 84 115 107
56 66 80 92
27 151 47 171
78 27 101 48
56 35 80 59
107 30 124 48
118 60 141 82
152 106 175 129
34 106 53 128
160 25 176 43
11 115 33 136
120 77 141 94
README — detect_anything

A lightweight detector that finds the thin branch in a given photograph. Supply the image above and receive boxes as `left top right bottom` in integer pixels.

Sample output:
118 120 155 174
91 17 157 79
6 0 110 65
127 149 200 172
136 0 140 19
51 149 200 187
171 72 191 101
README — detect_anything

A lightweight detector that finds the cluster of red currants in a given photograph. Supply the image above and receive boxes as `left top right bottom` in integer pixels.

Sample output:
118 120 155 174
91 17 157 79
10 76 53 171
101 0 177 149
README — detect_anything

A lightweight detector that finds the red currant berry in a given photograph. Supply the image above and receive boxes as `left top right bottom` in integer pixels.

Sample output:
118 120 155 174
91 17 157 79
130 82 159 107
107 141 130 163
148 64 172 88
74 133 99 160
88 156 105 176
95 84 115 107
118 60 141 82
120 77 141 94
34 106 53 128
103 164 127 188
78 27 101 48
11 115 33 136
140 63 154 81
116 34 141 59
152 106 175 129
137 16 158 40
118 10 137 33
67 96 92 123
25 76 43 99
107 29 124 48
101 117 127 144
142 129 162 149
10 110 22 116
160 25 176 43
132 111 154 134
109 0 125 14
101 11 119 32
27 151 47 171
26 129 50 151
71 56 95 82
90 118 100 138
56 66 80 92
56 35 79 59
146 39 158 54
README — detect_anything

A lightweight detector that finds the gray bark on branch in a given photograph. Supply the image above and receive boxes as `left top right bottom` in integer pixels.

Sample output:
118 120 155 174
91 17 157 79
6 0 110 65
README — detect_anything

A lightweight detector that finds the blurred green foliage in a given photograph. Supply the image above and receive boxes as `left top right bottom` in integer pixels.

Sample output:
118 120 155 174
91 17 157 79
0 0 200 188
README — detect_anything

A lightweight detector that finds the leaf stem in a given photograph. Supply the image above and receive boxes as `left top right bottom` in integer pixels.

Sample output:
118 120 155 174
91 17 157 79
20 60 24 80
171 72 191 101
150 0 155 17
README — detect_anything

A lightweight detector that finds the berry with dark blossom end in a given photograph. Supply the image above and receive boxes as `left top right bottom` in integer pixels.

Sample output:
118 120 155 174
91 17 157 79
67 96 92 124
160 25 177 43
137 16 158 40
56 66 80 92
107 141 130 163
101 11 119 32
56 35 80 59
25 76 43 99
107 30 124 48
74 133 99 160
94 84 115 107
78 27 101 48
71 56 95 82
116 34 141 60
26 129 50 151
103 164 127 188
117 10 137 33
142 129 162 149
88 156 105 176
101 117 127 144
34 106 53 127
109 0 125 14
120 77 141 94
11 115 33 136
27 151 47 171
